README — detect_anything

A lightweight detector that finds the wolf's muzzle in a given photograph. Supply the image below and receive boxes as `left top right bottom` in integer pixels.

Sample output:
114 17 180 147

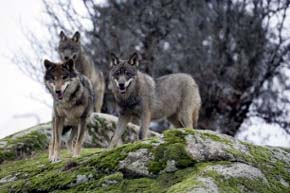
55 90 64 100
119 83 125 89
118 83 126 94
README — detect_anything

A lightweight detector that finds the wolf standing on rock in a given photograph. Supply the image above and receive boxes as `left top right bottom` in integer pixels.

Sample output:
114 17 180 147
58 31 105 112
44 59 95 162
109 53 201 148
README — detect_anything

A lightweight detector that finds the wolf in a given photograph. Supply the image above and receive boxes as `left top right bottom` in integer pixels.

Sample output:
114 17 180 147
109 53 201 148
58 31 105 112
44 59 95 162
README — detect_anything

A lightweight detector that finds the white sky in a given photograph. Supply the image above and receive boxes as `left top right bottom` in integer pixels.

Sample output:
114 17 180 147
0 0 52 138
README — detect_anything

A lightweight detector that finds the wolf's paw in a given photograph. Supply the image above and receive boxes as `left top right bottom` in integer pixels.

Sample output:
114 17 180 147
66 143 74 154
49 155 62 163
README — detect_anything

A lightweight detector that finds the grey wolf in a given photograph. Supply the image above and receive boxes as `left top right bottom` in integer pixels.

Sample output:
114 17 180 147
44 59 94 162
58 31 105 112
109 53 201 148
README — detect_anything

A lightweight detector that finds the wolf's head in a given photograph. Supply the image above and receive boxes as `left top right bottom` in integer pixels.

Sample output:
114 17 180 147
44 59 78 101
109 53 139 95
58 31 81 61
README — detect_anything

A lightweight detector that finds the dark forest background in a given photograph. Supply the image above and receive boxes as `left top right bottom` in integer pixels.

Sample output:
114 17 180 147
15 0 290 137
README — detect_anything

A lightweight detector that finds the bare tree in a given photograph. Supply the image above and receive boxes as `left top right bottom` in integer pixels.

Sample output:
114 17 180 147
14 0 290 136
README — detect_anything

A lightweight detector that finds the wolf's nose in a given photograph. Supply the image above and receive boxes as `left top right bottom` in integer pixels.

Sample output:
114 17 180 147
55 90 61 94
119 83 125 89
64 56 69 60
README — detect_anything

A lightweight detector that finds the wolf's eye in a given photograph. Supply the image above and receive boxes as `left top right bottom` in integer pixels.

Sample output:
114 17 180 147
125 71 133 77
114 71 120 76
59 47 65 51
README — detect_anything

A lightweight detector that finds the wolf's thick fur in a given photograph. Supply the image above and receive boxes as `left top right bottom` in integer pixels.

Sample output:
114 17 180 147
109 53 201 148
44 59 95 162
58 31 105 112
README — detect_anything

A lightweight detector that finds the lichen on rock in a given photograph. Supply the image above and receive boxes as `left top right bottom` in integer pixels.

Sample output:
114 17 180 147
0 119 289 193
119 148 153 177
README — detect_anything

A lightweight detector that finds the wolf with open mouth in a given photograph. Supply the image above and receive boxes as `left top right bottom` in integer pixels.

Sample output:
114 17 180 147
109 53 201 148
44 59 95 163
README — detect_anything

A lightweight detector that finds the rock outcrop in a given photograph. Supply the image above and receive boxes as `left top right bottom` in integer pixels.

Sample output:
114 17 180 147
0 114 289 193
0 113 159 163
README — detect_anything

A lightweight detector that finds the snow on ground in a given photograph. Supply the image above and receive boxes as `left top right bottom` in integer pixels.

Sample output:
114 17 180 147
236 116 290 147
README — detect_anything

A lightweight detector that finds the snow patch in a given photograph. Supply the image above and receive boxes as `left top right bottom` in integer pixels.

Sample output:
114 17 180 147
236 116 290 147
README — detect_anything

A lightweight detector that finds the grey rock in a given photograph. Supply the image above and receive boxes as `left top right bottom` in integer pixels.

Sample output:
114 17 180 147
101 179 119 187
192 177 219 193
185 130 249 162
119 148 153 177
0 175 17 184
76 174 88 185
162 160 178 173
206 163 268 183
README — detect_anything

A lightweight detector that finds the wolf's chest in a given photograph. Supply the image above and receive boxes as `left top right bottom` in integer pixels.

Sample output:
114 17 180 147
56 105 85 123
117 96 142 116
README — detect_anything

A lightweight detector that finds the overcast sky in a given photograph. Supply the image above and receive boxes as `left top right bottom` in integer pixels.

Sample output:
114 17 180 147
0 0 52 138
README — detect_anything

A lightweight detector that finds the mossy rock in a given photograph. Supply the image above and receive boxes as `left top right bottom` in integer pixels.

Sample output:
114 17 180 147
0 113 159 164
0 126 289 192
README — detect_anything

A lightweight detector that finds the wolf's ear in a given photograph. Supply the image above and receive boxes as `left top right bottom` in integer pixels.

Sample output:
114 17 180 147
128 53 139 67
64 59 75 71
59 31 67 41
72 31 80 43
110 53 119 67
44 59 55 70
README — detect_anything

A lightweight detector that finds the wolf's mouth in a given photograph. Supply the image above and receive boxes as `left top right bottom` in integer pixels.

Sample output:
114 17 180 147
118 80 132 94
119 87 126 94
55 84 69 100
56 92 64 100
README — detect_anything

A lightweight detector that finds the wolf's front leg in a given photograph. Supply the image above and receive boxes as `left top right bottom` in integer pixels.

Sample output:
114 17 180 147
139 111 151 140
66 127 77 154
49 138 53 160
49 117 56 160
50 116 64 163
73 119 87 157
109 114 131 148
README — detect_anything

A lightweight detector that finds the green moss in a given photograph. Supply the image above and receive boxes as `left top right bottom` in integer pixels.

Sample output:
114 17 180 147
0 131 48 163
226 140 290 192
143 136 160 145
81 167 195 193
247 143 272 163
166 169 201 193
148 129 195 174
0 149 103 192
89 142 153 172
97 172 124 187
0 151 16 163
149 143 194 174
201 132 232 145
0 128 290 193
204 169 278 193
226 146 245 161
163 129 186 144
